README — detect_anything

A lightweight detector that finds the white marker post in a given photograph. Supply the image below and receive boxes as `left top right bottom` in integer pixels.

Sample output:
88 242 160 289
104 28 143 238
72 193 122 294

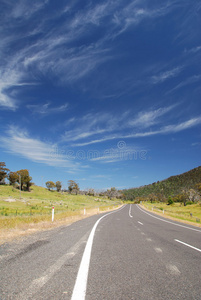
52 206 54 222
84 208 86 215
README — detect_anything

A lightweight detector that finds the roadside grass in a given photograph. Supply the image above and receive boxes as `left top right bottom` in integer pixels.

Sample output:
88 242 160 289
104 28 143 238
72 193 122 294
0 185 121 230
142 201 201 225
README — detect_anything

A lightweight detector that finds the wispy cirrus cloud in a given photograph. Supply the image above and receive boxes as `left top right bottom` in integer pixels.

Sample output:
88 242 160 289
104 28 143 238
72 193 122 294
9 0 49 19
72 115 201 147
90 144 144 164
0 2 112 109
151 67 182 84
167 75 201 94
61 111 125 143
64 106 176 146
0 126 79 169
184 45 201 54
112 1 175 36
0 0 183 110
27 102 68 115
0 69 21 110
129 105 175 128
162 116 201 133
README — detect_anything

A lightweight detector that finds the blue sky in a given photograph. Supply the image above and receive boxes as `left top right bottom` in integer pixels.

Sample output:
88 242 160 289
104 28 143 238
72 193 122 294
0 0 201 191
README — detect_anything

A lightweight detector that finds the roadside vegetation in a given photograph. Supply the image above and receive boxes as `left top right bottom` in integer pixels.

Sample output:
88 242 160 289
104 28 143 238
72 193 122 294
0 161 122 234
123 166 201 226
141 201 201 226
1 161 201 232
0 185 121 230
122 166 201 202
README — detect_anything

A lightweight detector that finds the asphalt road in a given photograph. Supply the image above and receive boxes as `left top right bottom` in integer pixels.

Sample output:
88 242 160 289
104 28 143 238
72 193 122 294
0 204 201 299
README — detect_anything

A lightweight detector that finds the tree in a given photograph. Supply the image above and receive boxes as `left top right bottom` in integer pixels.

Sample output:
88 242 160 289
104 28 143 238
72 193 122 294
68 180 79 194
87 188 95 196
56 181 62 192
195 183 201 193
8 172 18 186
0 162 10 183
16 169 32 191
46 181 55 191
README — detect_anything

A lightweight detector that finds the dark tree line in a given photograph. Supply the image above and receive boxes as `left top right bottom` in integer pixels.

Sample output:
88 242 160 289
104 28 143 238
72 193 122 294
122 166 201 203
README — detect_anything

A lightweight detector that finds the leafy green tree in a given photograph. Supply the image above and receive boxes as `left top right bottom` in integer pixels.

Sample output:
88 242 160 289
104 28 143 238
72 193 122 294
16 169 32 191
68 180 79 194
56 181 62 192
8 172 18 186
46 181 55 191
0 162 10 183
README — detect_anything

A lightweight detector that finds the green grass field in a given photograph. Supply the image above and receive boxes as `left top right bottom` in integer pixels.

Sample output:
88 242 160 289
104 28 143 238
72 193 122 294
142 201 201 225
0 185 121 229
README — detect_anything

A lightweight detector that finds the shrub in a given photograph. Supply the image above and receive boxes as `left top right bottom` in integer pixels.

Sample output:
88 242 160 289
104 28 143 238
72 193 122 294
167 197 174 205
186 201 193 206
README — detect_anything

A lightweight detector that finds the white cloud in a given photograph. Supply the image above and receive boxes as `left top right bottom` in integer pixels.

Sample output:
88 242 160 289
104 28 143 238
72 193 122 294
0 126 79 169
71 2 111 28
0 69 20 110
27 102 68 115
151 67 182 84
184 46 201 54
112 1 175 36
0 2 112 109
87 143 143 164
73 116 201 146
168 75 201 93
11 1 49 19
61 112 118 142
129 106 175 128
162 117 201 133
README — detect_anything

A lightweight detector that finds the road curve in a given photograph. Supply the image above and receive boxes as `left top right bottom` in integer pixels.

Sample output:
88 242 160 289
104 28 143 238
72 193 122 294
0 204 201 299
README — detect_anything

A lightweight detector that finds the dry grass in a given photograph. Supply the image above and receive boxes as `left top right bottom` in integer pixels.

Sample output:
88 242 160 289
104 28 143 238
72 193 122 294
0 205 123 245
0 185 122 244
141 202 201 228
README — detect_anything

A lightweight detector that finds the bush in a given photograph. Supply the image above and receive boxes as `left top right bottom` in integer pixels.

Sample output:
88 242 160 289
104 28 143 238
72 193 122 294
167 197 174 205
186 201 193 206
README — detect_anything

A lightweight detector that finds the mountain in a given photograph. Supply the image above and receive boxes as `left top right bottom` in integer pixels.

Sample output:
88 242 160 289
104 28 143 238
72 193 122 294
123 166 201 200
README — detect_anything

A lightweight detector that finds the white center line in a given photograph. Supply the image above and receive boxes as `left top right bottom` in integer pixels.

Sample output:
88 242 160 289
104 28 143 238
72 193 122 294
71 205 126 300
129 204 133 218
174 239 201 253
146 238 152 242
166 264 181 275
154 247 162 253
138 221 143 225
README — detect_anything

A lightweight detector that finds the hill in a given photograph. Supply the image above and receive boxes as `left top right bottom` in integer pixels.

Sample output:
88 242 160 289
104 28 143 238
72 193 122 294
123 166 201 201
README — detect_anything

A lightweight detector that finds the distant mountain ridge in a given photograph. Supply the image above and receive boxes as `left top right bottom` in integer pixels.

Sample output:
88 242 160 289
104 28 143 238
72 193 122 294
123 166 201 200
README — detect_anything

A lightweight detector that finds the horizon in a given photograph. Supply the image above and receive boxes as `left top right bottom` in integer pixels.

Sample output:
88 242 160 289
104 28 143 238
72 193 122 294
0 1 201 191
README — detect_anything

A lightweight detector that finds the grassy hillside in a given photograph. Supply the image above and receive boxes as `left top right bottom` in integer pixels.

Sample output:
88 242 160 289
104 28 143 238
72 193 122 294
123 166 201 200
0 185 121 229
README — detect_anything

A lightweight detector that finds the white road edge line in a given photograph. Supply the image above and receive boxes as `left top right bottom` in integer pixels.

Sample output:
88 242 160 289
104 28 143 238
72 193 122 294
71 205 126 300
138 221 143 225
129 204 133 218
174 239 201 253
137 205 201 233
